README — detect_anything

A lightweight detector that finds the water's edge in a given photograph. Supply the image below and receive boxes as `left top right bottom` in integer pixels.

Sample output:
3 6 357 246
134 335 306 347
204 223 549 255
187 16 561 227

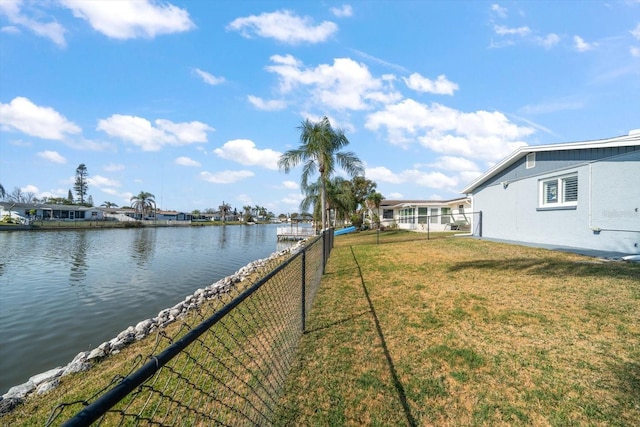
0 240 305 416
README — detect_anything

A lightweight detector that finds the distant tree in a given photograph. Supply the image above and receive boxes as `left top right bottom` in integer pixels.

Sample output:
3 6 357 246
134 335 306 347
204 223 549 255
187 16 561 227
279 116 363 230
350 176 377 213
191 209 201 220
101 201 119 208
74 164 89 204
0 183 5 199
8 186 25 203
67 189 74 204
218 201 231 223
47 197 67 205
130 191 156 220
243 205 253 222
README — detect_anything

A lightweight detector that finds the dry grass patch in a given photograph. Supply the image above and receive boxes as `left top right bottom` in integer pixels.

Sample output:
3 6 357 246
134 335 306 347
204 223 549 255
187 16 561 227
277 231 640 426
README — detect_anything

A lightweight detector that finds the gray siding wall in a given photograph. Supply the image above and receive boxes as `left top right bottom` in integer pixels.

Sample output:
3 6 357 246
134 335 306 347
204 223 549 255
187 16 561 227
473 150 640 255
476 145 640 192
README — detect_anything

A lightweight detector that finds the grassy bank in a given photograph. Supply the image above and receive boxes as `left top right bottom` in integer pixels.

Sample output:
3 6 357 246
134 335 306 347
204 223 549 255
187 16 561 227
276 231 640 426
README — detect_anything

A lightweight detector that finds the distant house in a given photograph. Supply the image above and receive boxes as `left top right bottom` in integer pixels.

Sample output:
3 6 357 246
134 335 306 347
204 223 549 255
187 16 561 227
155 210 192 221
377 197 472 232
461 130 640 255
0 202 104 221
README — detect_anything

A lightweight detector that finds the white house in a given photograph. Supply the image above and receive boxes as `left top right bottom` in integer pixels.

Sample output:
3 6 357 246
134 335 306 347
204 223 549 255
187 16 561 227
461 130 640 255
0 202 104 221
376 197 472 232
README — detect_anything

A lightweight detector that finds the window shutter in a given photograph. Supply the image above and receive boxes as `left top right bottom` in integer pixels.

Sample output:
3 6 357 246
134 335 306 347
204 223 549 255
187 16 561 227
563 176 578 202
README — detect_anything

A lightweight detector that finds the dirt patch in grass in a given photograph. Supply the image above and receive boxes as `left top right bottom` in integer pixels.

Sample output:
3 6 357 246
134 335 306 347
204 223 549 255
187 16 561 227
277 232 640 426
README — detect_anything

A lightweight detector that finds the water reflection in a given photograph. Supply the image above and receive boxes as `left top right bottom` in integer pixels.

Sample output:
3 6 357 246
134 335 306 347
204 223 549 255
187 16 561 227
218 225 229 249
69 231 88 283
131 228 156 266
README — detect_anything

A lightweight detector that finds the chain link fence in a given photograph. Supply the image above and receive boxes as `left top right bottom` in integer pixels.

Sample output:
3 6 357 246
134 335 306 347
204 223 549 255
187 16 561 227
46 229 333 426
350 211 482 245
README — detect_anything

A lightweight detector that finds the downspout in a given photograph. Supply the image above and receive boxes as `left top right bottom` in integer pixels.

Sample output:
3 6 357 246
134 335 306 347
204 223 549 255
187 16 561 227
588 163 594 230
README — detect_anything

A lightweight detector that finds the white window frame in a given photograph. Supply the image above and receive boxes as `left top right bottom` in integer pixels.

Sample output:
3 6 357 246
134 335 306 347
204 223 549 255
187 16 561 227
538 173 578 208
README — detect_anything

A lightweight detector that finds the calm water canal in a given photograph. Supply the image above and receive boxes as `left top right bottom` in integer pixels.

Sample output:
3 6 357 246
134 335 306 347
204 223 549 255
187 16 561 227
0 224 289 394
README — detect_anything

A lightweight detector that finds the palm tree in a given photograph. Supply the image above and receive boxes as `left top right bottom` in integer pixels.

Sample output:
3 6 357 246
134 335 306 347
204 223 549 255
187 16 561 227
365 192 384 229
101 201 119 209
243 205 253 222
301 177 353 228
279 116 364 230
218 201 231 223
130 191 155 220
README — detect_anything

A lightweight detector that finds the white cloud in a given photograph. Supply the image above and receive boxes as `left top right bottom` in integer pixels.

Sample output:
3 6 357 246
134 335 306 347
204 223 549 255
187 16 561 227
89 175 121 188
493 24 530 37
0 97 81 140
365 99 533 162
428 156 479 172
574 35 597 52
227 10 337 44
200 170 254 184
403 73 459 96
0 0 66 46
537 33 560 49
631 46 640 57
61 0 194 39
97 114 213 151
631 23 640 40
330 5 353 18
214 139 282 170
247 95 287 111
386 192 404 199
491 4 508 18
103 163 124 172
366 166 458 190
282 180 299 190
266 55 399 111
1 25 20 34
175 156 201 167
37 150 66 164
365 166 404 184
280 193 305 207
519 98 585 115
194 68 225 86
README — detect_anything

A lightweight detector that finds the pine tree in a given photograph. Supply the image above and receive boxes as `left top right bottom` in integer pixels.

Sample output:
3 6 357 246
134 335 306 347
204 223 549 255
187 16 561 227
74 164 89 204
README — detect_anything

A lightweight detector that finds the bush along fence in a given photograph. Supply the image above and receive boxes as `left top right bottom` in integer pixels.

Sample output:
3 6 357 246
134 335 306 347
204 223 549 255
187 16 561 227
48 229 334 426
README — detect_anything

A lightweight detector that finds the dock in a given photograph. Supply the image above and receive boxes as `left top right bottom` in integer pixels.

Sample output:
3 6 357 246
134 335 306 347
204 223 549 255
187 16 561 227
276 226 317 241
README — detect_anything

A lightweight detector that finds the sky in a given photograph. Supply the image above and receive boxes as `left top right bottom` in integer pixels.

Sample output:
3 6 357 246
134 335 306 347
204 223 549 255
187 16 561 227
1 0 639 215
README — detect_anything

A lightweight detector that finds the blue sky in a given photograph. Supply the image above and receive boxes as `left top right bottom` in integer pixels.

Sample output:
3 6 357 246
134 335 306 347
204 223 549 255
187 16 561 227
1 0 639 214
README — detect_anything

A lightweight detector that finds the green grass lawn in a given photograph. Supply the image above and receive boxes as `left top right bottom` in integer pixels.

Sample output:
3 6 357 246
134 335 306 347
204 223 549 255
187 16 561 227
276 231 640 426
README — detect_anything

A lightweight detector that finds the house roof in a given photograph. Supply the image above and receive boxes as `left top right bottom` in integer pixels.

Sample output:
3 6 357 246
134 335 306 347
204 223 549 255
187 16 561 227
461 130 640 194
379 197 470 208
0 201 99 211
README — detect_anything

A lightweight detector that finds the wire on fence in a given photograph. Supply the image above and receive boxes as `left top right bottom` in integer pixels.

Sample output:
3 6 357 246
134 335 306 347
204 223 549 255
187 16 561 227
47 229 333 426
